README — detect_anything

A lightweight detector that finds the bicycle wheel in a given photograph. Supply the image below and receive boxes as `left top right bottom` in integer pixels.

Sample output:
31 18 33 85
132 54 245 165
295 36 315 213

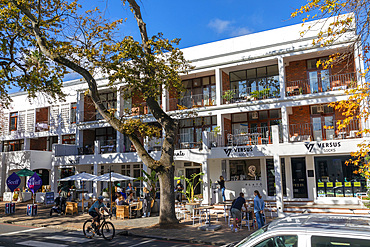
101 221 115 240
83 219 95 239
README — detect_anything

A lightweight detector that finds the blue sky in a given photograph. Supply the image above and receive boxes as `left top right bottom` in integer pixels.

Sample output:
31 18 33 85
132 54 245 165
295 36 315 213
81 0 309 49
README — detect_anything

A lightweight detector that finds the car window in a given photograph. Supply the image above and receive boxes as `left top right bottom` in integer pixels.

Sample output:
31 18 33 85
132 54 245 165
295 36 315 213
236 226 268 247
311 236 370 247
253 235 298 247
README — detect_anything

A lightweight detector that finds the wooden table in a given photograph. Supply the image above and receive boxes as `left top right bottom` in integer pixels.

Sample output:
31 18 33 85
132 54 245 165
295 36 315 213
129 201 139 217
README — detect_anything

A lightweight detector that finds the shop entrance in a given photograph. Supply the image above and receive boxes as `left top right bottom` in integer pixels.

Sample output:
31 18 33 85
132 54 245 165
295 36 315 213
186 168 201 195
291 157 308 198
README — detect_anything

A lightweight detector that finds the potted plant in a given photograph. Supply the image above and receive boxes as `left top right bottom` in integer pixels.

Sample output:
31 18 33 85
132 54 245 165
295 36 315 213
222 90 236 104
299 87 303 95
102 188 109 198
175 172 204 211
136 170 160 214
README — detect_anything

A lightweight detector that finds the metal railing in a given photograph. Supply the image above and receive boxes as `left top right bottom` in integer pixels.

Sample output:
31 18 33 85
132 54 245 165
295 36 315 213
224 126 273 146
286 73 356 96
100 140 117 154
288 119 361 142
222 87 280 105
35 121 50 132
169 93 216 111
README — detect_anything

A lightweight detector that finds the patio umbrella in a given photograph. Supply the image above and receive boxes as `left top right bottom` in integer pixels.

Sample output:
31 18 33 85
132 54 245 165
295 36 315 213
16 169 41 192
59 172 97 213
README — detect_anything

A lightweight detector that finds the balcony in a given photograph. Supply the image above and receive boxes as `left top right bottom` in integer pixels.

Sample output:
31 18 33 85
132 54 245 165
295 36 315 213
222 87 279 105
286 73 356 97
169 93 216 111
288 119 361 142
35 121 50 132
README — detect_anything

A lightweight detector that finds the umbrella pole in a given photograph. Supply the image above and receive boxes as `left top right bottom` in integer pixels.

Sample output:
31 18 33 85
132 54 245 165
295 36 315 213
82 181 84 214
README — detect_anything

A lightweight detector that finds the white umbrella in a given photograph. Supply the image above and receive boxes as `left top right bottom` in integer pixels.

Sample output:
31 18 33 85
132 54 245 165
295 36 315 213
92 172 135 182
58 172 97 213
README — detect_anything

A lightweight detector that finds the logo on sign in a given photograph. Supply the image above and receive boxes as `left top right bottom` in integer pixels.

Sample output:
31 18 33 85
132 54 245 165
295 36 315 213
6 172 21 192
27 172 42 194
304 141 341 153
224 147 253 157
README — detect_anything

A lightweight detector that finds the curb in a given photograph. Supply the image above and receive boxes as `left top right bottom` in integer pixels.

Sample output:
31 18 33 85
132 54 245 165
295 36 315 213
117 230 227 246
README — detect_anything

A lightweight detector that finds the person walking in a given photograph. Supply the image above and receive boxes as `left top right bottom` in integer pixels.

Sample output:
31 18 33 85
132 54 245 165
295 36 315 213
230 192 248 233
175 180 184 203
217 176 226 202
253 190 265 229
142 187 152 217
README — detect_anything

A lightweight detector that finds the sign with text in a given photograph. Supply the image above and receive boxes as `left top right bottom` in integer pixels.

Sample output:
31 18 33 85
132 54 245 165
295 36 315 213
27 173 42 194
6 172 21 192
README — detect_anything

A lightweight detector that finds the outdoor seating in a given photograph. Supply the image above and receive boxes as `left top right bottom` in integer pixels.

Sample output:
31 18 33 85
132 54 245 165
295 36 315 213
65 201 78 215
116 205 129 219
131 201 143 217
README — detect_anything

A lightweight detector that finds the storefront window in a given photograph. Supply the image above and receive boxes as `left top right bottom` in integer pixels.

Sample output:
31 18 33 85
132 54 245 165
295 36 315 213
266 158 287 197
230 159 261 180
315 156 366 197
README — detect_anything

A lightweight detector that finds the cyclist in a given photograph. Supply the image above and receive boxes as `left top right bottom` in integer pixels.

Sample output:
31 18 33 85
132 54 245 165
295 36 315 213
88 196 110 235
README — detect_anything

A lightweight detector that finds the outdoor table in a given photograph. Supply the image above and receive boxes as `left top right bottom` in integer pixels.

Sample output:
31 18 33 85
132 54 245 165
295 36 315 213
129 201 139 217
198 206 214 225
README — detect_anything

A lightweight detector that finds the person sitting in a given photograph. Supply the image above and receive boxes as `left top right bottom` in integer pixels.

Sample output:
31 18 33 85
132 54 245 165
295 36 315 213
125 191 135 203
125 182 135 194
115 192 128 206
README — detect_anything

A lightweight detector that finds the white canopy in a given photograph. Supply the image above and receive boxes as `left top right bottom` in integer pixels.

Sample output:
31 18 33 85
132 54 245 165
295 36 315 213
58 172 97 181
92 172 135 182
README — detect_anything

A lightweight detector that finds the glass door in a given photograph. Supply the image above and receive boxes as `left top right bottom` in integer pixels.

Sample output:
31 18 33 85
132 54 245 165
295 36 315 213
309 71 319 93
321 69 330 92
324 116 334 140
312 117 323 141
291 157 308 198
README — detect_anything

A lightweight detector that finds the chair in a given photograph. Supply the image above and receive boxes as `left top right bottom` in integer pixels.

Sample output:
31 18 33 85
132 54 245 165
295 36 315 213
131 201 143 217
261 130 269 144
116 205 129 219
191 207 205 225
65 202 78 215
241 210 255 231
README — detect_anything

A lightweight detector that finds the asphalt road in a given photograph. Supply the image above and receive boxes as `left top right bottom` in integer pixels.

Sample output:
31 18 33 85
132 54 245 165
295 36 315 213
0 223 212 247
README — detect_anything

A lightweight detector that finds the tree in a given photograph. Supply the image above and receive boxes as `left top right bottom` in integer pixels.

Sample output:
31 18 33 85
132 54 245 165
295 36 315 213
1 0 191 225
292 1 370 178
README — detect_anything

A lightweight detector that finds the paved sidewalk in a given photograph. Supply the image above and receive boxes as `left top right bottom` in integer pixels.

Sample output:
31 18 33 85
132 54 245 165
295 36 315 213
0 201 264 246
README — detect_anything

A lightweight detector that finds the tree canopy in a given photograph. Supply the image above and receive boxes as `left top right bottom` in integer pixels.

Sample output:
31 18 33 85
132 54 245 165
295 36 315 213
292 0 370 178
1 0 192 225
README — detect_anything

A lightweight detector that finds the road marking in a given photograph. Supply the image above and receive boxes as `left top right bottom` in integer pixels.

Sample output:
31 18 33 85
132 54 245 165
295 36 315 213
45 235 92 243
0 227 44 236
125 239 155 246
15 240 68 247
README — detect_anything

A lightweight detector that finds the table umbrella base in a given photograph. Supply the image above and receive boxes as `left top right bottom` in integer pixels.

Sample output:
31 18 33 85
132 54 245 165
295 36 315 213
197 224 222 231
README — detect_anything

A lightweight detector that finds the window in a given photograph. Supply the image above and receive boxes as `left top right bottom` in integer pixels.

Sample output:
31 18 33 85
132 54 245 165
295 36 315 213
253 235 298 247
2 139 24 152
70 103 77 124
96 92 117 120
307 58 330 93
230 159 261 180
179 75 216 108
62 134 75 144
96 127 116 153
179 116 217 148
9 112 18 131
120 164 143 197
311 236 370 247
229 65 279 100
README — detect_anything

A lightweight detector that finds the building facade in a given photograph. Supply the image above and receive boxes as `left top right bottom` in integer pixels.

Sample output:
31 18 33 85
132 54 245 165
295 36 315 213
1 15 368 210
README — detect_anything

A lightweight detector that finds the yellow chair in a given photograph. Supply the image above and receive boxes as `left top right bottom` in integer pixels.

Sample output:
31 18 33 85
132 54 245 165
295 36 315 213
116 205 129 219
65 202 78 215
131 201 143 217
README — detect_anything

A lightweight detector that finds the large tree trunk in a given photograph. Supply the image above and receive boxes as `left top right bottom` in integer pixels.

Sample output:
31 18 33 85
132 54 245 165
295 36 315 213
158 166 178 225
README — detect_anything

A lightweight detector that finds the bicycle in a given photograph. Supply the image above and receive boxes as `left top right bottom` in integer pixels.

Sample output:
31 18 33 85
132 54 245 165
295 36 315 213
83 214 115 240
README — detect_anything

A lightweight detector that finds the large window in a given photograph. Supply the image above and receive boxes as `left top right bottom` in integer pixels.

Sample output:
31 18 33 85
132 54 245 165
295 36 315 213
311 104 335 141
180 76 216 108
96 92 117 120
179 116 217 149
70 103 77 124
9 112 18 131
229 65 279 101
2 139 24 152
315 156 366 197
307 57 330 93
96 127 116 153
229 159 261 181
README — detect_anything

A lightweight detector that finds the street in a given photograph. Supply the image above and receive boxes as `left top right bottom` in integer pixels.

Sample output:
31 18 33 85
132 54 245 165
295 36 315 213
0 223 212 247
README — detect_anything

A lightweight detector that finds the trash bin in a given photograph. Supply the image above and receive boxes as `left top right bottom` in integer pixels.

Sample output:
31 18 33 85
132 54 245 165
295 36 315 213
27 204 37 216
5 203 15 214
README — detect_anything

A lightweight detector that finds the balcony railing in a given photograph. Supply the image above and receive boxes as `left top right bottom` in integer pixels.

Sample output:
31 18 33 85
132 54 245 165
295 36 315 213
35 121 50 132
286 73 356 97
169 93 216 111
222 87 280 105
100 140 117 154
175 133 202 149
288 119 361 142
224 126 273 146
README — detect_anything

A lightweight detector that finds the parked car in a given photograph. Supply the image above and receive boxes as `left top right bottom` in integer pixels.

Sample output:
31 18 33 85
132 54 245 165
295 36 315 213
232 214 370 247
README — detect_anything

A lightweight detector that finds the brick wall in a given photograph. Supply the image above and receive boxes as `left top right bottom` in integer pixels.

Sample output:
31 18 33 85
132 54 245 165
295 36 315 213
30 137 47 151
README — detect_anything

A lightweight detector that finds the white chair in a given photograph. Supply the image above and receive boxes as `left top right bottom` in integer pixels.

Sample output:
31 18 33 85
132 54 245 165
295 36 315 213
227 134 234 146
191 207 205 226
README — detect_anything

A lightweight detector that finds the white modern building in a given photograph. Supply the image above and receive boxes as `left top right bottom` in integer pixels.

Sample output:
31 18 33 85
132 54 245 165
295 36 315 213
1 15 368 213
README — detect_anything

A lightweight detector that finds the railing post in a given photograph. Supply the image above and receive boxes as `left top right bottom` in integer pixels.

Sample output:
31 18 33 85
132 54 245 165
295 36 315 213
271 125 280 144
278 56 285 99
202 131 209 150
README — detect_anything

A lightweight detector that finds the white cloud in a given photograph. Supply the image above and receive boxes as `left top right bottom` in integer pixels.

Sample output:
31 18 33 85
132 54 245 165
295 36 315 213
208 19 232 34
208 18 252 37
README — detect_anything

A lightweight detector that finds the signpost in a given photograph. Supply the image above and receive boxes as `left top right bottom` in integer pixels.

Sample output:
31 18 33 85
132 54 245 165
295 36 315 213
27 172 42 216
6 172 21 214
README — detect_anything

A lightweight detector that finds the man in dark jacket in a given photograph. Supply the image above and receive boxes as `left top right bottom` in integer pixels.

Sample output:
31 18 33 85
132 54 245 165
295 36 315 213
230 192 248 232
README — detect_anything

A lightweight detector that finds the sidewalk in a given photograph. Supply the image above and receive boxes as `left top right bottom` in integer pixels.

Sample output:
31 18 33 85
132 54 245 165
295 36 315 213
0 201 262 246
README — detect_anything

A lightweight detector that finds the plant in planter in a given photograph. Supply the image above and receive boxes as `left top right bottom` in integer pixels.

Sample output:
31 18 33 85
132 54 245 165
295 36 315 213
175 172 204 203
251 88 270 100
222 90 236 103
136 170 159 200
299 87 303 95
